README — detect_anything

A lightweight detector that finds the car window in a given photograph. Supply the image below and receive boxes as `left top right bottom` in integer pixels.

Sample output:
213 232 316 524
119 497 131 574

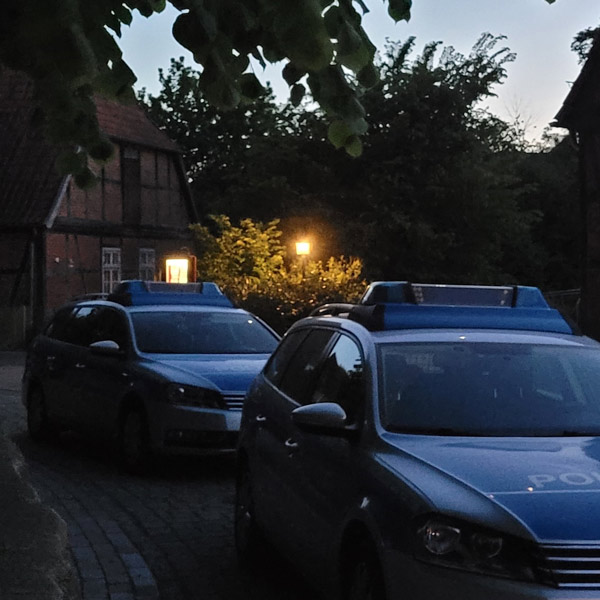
379 342 600 436
130 311 279 354
57 306 128 348
45 307 78 342
88 307 129 348
311 334 364 422
263 329 310 386
278 329 337 405
46 306 96 346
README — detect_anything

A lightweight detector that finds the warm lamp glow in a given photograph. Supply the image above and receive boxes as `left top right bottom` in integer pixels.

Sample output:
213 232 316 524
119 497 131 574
296 241 311 256
166 258 189 283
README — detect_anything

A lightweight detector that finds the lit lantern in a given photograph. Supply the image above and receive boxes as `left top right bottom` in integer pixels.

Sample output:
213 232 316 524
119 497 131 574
165 258 192 283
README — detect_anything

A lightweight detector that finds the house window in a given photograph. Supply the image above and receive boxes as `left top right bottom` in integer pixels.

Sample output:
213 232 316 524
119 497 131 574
139 248 155 281
102 247 121 294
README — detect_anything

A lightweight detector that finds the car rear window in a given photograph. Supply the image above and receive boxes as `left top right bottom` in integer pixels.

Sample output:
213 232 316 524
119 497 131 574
131 311 279 354
378 342 600 436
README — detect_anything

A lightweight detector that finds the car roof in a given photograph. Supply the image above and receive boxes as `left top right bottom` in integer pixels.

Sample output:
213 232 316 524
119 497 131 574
69 299 249 315
294 282 594 346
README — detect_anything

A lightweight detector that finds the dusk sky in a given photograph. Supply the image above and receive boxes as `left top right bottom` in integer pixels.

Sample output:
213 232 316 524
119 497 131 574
119 0 599 141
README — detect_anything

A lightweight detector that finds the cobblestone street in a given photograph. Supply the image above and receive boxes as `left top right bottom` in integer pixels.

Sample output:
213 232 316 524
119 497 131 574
1 363 312 600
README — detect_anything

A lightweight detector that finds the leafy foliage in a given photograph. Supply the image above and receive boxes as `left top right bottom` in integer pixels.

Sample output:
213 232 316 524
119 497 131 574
0 0 420 186
145 35 571 290
513 136 580 291
571 26 600 64
191 215 366 332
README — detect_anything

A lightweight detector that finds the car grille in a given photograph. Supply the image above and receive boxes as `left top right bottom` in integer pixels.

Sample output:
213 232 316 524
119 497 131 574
537 544 600 588
223 393 245 411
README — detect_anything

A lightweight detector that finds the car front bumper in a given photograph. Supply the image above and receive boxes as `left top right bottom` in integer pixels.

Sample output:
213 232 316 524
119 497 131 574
385 551 600 600
147 401 242 453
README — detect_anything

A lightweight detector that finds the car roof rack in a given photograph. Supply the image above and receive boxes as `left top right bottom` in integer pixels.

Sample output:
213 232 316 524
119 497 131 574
107 280 234 307
309 303 356 318
312 282 577 335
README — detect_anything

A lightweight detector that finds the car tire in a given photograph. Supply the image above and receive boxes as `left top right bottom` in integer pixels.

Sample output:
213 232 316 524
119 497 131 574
27 387 54 442
234 459 269 567
344 541 387 600
119 407 152 474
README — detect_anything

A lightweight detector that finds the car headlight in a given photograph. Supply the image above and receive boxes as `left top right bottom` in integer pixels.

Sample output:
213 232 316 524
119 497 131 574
414 516 537 582
166 383 224 409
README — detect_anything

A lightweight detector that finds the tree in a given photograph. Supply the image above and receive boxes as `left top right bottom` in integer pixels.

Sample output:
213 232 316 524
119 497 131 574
571 26 600 64
324 35 546 284
1 0 405 186
191 215 366 332
1 0 559 186
513 135 580 292
145 35 554 287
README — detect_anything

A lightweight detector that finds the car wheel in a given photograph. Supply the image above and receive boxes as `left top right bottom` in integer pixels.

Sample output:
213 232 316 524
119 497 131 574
345 542 386 600
27 387 53 441
234 459 268 567
120 408 152 474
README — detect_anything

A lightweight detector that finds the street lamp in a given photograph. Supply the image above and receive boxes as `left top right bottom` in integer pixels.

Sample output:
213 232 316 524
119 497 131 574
295 241 311 256
295 240 310 279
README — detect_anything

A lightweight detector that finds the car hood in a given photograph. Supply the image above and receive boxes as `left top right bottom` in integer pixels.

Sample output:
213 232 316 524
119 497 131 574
380 433 600 542
147 354 270 393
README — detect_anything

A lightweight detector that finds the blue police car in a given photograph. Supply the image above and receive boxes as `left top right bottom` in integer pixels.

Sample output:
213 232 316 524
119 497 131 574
22 280 280 472
236 282 600 599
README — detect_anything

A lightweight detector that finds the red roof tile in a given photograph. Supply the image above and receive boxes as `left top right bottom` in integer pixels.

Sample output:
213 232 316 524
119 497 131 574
95 96 179 152
0 68 66 227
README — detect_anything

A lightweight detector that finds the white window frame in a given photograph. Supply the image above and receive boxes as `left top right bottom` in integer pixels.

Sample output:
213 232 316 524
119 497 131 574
139 248 156 281
102 247 121 294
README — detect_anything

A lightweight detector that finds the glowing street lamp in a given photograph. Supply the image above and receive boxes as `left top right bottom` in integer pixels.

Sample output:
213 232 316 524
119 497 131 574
295 241 311 256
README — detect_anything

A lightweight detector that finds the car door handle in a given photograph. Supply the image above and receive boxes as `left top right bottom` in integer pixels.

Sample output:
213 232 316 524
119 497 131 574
75 363 86 369
256 414 266 423
285 438 299 449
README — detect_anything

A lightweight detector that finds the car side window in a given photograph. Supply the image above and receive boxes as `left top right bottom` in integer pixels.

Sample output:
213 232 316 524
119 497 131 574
263 330 310 386
59 306 128 348
45 307 78 342
90 308 129 349
311 335 364 422
278 329 337 405
68 307 97 346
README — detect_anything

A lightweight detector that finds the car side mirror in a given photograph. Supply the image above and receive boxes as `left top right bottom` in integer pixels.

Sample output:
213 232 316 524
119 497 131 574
292 402 349 435
89 340 124 357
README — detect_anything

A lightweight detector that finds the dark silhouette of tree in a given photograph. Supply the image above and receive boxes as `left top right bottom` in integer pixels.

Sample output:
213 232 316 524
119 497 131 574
143 35 561 287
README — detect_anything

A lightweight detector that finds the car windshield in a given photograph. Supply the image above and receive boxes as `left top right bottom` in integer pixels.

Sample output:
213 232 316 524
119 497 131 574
131 311 279 354
379 342 600 436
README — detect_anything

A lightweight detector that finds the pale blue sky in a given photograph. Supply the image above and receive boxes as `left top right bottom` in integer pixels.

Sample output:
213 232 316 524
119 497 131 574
119 0 599 140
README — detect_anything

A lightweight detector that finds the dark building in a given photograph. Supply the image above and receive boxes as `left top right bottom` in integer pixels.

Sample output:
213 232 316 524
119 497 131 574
0 68 198 348
555 32 600 339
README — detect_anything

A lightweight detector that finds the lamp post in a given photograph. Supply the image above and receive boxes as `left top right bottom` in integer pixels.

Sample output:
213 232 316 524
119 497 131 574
296 240 311 280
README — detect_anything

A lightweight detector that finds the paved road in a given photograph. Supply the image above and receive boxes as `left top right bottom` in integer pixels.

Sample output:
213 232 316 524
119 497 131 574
3 373 312 600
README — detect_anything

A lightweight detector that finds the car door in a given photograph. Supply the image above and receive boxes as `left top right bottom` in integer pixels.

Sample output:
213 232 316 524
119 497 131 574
32 306 82 425
250 327 337 551
279 333 367 580
71 306 132 437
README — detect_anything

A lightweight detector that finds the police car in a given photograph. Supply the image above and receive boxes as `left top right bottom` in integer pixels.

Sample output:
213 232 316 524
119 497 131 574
236 282 600 599
23 280 280 472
